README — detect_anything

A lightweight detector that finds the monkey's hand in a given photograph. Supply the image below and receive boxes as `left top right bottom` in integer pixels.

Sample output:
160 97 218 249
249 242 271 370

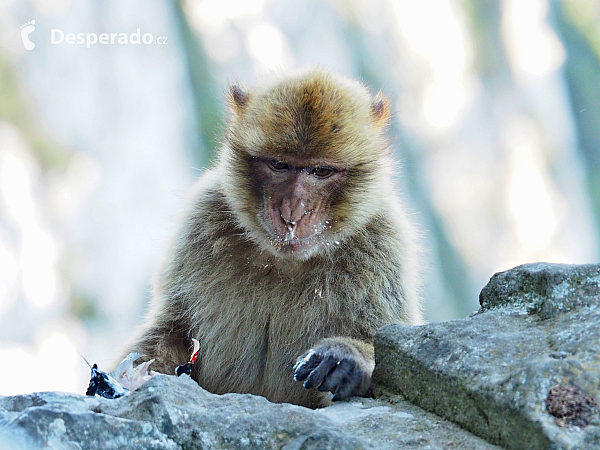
293 338 374 402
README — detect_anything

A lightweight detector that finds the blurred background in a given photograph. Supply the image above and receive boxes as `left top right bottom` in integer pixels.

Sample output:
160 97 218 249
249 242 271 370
0 0 598 396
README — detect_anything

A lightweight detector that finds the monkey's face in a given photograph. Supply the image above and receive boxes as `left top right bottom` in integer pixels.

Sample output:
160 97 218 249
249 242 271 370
249 156 345 258
222 69 392 260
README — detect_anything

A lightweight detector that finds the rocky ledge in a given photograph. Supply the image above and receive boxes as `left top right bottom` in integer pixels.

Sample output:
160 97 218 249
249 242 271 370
2 262 599 449
0 372 495 449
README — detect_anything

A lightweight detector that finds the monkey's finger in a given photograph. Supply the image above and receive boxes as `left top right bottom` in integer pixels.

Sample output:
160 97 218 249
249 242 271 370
293 350 323 382
331 376 356 402
317 357 356 393
303 354 338 390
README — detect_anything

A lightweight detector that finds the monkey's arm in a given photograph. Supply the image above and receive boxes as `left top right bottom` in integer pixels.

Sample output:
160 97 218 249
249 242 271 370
123 317 192 375
293 337 374 401
122 176 226 374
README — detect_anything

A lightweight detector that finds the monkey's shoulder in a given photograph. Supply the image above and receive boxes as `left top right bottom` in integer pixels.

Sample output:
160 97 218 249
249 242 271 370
342 209 412 261
180 171 243 239
159 172 251 279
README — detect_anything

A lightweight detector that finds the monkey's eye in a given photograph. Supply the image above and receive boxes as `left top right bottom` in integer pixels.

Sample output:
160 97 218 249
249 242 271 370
312 167 335 178
267 160 290 171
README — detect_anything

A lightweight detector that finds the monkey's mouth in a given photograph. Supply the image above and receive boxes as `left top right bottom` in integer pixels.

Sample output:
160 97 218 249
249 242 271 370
270 225 321 254
262 209 328 255
270 235 322 258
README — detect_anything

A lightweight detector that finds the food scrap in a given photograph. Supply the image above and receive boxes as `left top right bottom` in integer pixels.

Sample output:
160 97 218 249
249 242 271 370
84 352 156 399
175 338 200 376
85 361 128 399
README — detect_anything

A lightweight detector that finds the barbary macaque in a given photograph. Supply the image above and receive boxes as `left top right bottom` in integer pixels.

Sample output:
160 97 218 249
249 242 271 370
126 69 422 408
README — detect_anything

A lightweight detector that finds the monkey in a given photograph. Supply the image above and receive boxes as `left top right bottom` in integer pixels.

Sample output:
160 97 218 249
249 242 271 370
125 68 422 408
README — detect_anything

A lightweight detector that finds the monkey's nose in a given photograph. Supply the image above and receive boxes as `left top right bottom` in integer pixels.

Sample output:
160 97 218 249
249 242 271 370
280 208 312 225
280 203 306 223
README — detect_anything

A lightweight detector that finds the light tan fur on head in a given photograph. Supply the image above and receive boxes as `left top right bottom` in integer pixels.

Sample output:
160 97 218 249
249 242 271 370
125 68 422 408
225 69 390 163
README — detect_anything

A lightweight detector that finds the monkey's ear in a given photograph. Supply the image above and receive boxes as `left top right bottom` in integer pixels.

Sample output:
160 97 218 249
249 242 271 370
228 84 250 114
371 92 391 126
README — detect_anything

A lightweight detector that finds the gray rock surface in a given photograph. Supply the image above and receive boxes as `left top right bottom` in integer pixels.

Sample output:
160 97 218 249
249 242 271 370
373 262 600 450
0 373 497 449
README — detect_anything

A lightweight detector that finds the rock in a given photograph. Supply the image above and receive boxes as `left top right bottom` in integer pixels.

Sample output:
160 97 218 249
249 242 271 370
479 262 600 318
0 374 497 449
373 262 600 450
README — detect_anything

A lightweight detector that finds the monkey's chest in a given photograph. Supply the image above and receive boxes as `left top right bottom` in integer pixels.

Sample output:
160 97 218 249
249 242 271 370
192 288 335 397
190 258 367 398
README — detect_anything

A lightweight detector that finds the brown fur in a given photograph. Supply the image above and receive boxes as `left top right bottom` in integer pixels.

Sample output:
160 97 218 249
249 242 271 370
125 69 422 408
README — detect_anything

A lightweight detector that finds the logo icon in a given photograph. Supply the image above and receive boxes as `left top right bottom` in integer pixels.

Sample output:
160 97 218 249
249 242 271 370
20 20 36 50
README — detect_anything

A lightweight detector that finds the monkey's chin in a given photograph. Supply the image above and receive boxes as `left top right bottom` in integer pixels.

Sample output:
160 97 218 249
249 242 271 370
265 234 321 260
